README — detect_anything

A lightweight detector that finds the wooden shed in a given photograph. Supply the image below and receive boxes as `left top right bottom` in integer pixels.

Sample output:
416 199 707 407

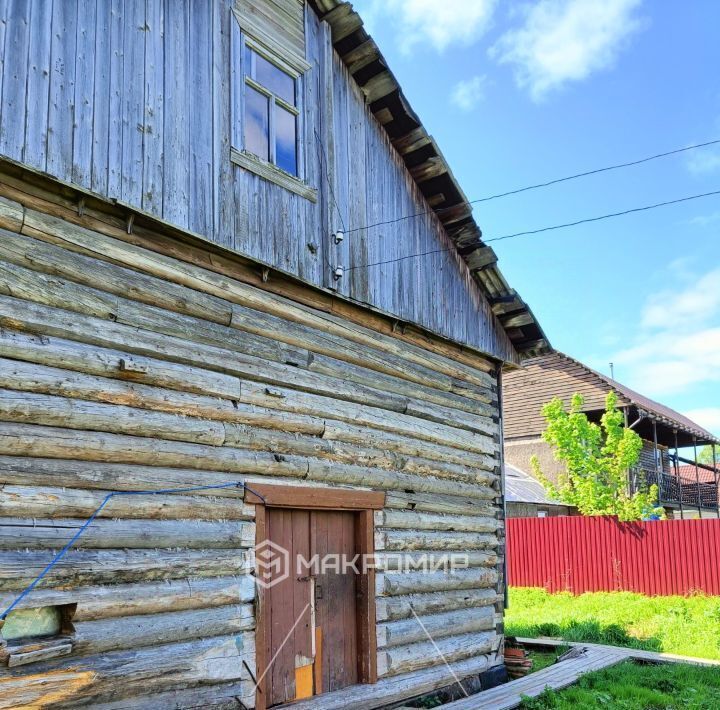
0 1 546 707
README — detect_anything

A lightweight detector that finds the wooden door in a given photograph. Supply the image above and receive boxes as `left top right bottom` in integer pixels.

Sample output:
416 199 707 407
266 507 359 706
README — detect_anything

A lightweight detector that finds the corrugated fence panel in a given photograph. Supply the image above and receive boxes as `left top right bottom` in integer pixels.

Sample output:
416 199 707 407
507 516 720 596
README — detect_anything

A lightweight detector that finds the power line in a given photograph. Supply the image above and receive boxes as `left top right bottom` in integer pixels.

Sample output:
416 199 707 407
344 138 720 234
344 189 720 272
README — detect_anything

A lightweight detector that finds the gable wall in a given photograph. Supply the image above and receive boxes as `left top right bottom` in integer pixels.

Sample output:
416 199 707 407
0 0 516 362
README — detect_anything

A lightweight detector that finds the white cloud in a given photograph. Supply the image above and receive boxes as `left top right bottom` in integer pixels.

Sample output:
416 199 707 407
688 211 720 227
365 0 497 54
610 268 720 398
684 408 720 437
686 147 720 175
492 0 644 100
641 268 720 330
451 75 488 111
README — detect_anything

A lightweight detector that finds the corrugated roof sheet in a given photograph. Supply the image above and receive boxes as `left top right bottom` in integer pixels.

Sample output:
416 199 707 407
504 463 560 505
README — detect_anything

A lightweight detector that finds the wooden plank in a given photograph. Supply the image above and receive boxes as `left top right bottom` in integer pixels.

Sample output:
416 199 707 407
142 0 164 215
46 0 78 180
72 0 96 186
90 0 111 194
107 0 123 197
245 483 384 510
23 0 53 171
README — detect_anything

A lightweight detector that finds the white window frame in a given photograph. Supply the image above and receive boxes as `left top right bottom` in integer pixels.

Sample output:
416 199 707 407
230 10 317 202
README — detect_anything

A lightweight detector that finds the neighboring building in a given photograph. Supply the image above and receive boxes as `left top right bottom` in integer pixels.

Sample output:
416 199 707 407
503 351 719 519
0 1 547 708
504 463 575 518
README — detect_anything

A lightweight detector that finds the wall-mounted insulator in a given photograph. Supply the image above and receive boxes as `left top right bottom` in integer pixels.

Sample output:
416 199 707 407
333 266 344 281
333 229 344 245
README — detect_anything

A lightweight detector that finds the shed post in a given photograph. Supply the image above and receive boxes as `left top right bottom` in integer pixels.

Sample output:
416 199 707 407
652 419 661 504
693 436 702 516
674 429 683 520
713 443 720 520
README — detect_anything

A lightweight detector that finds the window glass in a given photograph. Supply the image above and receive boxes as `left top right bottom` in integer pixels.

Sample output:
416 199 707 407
276 105 297 176
254 51 295 106
245 85 270 161
1 606 62 641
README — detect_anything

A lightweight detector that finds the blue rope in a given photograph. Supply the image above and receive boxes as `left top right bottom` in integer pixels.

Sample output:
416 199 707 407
1 481 265 621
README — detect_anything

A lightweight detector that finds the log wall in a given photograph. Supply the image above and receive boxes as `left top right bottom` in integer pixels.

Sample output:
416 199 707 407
0 182 505 708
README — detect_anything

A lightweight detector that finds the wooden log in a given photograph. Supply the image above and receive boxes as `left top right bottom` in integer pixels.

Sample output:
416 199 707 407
0 424 497 498
376 510 498 533
287 653 497 710
404 399 496 436
0 455 249 497
0 635 255 708
0 549 252 591
0 576 255 620
375 589 500 622
0 517 255 549
18 210 498 386
373 551 497 571
0 390 228 446
377 607 495 648
377 631 496 677
0 229 234 325
0 357 326 436
384 490 496 515
0 485 255 521
376 530 499 551
309 352 495 409
377 569 499 596
84 682 255 710
72 604 255 656
0 196 24 233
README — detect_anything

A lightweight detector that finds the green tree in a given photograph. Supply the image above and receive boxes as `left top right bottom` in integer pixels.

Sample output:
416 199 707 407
698 446 719 467
530 391 664 522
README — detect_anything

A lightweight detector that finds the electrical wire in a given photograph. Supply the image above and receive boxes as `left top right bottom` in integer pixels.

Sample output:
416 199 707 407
344 189 720 272
344 138 720 234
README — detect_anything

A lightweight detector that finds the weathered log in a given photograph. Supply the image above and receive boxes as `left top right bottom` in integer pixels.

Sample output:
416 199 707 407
0 485 255 521
384 490 496 515
72 604 255 656
375 588 500 622
377 568 499 596
0 549 252 591
0 455 249 497
376 510 499 533
287 653 498 710
17 212 498 386
0 634 255 708
377 631 496 677
0 424 496 498
0 357 326 436
377 607 495 648
0 576 255 621
0 517 255 549
0 196 24 232
376 529 499 551
373 551 497 571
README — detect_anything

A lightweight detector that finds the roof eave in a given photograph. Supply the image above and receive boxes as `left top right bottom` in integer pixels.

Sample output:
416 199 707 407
309 0 550 360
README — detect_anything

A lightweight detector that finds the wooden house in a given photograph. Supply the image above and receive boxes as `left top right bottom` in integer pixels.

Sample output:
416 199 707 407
503 351 720 519
0 1 548 707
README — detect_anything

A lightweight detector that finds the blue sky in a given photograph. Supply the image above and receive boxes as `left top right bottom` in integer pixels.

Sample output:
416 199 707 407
355 0 720 438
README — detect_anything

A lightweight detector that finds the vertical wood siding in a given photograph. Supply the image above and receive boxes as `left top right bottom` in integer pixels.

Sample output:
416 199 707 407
0 0 514 362
507 516 720 596
0 185 504 707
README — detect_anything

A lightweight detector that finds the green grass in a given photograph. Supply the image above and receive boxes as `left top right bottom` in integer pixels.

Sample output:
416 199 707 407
519 660 720 709
528 649 566 673
506 587 720 660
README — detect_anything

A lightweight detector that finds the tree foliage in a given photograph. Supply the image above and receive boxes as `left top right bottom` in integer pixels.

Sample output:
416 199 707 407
698 445 719 467
530 391 665 521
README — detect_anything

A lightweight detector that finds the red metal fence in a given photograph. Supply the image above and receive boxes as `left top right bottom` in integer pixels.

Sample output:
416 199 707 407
506 515 720 596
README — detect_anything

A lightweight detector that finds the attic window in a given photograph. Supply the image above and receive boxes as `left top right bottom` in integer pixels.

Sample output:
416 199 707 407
244 45 299 176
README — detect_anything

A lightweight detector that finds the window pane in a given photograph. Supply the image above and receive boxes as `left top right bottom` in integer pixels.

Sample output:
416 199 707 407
245 85 269 161
255 51 295 105
275 104 297 176
243 44 253 78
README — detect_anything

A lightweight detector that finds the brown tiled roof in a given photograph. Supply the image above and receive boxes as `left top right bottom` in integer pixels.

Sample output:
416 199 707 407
503 351 719 444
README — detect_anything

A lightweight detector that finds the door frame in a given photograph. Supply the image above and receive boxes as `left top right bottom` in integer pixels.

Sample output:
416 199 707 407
246 484 385 709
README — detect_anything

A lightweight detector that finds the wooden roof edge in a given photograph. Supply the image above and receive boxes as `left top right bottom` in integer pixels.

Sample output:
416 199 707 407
308 0 550 359
536 351 720 444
